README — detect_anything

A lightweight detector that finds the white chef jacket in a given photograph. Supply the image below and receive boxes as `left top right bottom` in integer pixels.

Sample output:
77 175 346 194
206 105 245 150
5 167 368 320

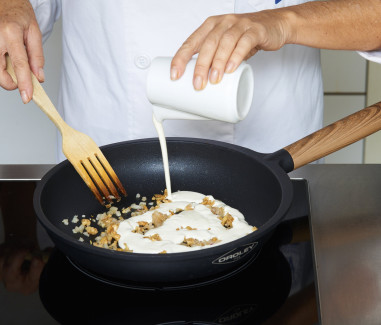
30 0 324 162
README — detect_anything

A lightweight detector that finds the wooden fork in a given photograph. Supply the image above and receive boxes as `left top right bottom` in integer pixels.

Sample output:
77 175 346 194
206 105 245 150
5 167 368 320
5 55 127 205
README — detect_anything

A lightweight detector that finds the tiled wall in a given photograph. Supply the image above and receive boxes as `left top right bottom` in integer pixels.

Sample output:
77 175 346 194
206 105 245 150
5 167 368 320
321 50 368 163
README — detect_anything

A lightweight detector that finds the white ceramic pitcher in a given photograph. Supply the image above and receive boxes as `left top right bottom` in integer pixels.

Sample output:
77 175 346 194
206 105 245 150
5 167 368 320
146 57 254 123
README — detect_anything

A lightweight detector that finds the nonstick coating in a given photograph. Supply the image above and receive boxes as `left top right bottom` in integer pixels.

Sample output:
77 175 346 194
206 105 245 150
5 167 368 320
34 138 293 285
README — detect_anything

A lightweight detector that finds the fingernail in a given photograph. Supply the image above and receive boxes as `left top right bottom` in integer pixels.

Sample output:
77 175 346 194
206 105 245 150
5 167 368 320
38 68 45 81
21 90 29 104
209 68 219 84
194 75 204 90
225 61 236 73
170 67 179 80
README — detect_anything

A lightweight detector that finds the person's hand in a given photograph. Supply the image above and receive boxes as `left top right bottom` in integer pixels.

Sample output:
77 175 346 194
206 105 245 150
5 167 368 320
171 11 291 90
0 0 44 103
0 242 46 295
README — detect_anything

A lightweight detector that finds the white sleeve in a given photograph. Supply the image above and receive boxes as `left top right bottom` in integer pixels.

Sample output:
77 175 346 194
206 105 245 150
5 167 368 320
29 0 62 43
357 50 381 64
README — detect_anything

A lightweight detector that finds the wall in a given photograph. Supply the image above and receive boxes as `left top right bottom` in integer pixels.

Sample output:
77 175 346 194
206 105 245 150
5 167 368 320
0 18 62 164
321 49 381 163
364 61 381 163
321 50 368 163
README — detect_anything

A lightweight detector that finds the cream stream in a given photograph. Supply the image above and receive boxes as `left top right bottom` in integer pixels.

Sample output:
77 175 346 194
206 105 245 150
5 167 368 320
152 114 172 198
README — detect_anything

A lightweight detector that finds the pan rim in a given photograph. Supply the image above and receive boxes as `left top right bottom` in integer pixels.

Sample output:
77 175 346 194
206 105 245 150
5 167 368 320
34 137 293 259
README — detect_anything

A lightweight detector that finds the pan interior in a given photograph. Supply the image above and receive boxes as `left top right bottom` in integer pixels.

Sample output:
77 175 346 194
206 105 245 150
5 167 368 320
36 139 285 244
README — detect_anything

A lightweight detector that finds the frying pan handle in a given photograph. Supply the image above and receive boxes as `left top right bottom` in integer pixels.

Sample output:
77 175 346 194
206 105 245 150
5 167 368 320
284 101 381 170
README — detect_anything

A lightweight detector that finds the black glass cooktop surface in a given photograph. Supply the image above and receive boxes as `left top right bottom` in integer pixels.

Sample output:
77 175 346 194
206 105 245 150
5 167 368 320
0 179 318 325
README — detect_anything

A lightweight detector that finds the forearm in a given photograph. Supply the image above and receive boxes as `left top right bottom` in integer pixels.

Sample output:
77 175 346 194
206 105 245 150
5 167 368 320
283 0 381 51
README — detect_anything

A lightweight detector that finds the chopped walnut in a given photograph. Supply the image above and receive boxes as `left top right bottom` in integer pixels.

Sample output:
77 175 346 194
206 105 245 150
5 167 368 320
153 189 168 203
207 237 221 245
121 207 131 214
106 223 119 234
182 236 221 247
133 221 153 235
106 223 120 242
122 243 133 252
143 233 162 241
108 241 118 250
98 236 108 245
152 211 170 227
111 243 133 252
182 237 199 247
219 213 234 229
202 197 215 207
86 226 98 235
97 213 118 228
211 206 225 217
185 203 194 210
81 218 91 226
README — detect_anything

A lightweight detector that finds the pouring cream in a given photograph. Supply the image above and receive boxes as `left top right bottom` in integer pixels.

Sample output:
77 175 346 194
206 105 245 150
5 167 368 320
152 114 173 199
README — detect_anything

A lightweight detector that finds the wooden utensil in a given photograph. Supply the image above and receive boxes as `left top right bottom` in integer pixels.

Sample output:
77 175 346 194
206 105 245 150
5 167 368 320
5 55 127 205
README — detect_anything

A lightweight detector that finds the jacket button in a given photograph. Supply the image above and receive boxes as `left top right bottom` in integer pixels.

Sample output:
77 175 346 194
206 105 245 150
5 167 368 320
134 54 151 69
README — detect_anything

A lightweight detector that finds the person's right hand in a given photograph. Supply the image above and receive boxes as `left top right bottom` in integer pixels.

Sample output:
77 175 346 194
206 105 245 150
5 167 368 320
171 11 290 90
0 0 44 103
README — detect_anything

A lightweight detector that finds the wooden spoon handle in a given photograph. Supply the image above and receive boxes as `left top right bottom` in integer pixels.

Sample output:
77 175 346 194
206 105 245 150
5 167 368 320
284 102 381 170
5 55 67 134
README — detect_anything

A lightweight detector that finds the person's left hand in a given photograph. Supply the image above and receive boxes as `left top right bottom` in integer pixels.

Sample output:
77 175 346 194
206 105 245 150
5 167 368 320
170 11 292 90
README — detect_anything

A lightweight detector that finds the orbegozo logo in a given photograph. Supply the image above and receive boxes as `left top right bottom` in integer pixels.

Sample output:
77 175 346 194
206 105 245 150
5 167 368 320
212 242 258 264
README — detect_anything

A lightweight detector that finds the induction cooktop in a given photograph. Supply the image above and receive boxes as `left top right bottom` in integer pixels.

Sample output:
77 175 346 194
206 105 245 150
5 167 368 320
37 179 317 325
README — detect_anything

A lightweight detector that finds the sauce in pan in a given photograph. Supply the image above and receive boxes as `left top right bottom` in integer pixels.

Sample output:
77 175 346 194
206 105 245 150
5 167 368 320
117 190 255 254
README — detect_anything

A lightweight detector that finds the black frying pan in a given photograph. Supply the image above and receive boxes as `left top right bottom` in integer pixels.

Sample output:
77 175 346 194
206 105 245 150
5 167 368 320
34 102 381 285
